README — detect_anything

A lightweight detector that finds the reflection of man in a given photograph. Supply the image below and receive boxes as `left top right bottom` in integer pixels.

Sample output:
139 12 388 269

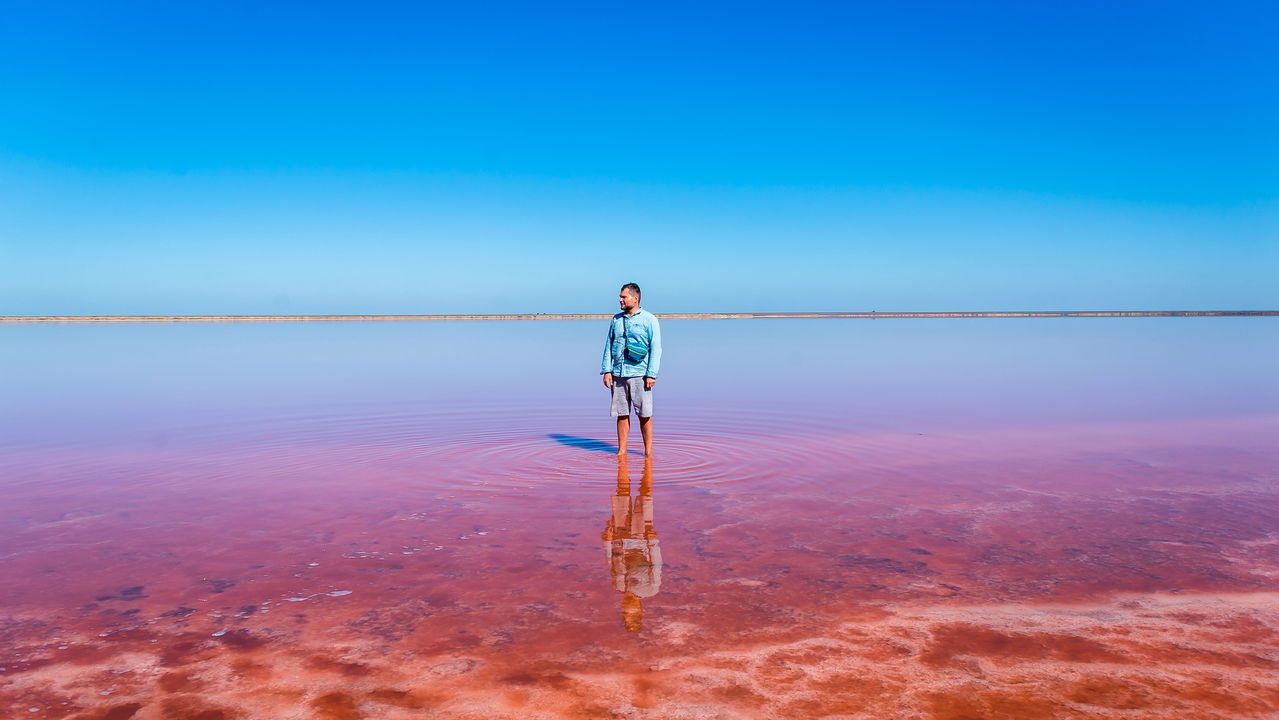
602 457 661 632
600 283 662 456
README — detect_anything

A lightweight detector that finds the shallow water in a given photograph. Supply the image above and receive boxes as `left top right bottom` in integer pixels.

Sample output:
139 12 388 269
2 319 1278 719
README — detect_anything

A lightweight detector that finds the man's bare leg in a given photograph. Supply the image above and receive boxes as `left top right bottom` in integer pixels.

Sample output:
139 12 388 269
616 415 630 455
638 416 653 456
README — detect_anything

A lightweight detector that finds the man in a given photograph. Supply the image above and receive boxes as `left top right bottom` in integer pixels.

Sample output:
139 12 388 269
600 283 662 456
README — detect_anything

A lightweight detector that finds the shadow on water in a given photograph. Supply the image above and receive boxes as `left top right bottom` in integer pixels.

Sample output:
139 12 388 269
548 433 624 454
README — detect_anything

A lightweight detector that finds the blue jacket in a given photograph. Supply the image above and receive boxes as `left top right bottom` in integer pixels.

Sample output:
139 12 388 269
601 308 662 378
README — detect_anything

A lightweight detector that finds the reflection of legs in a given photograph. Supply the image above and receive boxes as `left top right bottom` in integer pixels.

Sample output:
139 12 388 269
639 416 653 456
616 415 630 455
616 454 631 494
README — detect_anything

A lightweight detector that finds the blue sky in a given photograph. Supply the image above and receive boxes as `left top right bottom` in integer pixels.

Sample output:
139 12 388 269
2 1 1275 314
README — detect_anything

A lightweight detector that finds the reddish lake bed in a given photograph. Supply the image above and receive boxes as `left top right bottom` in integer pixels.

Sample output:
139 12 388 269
3 319 1277 718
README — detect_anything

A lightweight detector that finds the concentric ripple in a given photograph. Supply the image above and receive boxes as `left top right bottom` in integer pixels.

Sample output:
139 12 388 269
222 403 880 493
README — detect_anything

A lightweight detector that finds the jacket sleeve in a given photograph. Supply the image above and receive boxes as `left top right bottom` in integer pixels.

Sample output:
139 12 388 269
643 316 661 378
601 321 614 375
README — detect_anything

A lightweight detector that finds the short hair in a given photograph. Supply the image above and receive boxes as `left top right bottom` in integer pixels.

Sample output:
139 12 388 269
620 283 641 301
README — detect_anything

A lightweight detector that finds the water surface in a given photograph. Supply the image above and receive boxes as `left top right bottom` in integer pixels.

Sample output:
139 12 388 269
2 319 1277 719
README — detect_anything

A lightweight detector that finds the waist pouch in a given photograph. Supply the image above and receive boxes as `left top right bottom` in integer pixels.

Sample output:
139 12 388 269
626 337 649 363
623 315 649 363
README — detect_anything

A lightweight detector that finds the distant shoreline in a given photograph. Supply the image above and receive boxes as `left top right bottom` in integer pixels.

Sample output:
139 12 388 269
2 311 1275 324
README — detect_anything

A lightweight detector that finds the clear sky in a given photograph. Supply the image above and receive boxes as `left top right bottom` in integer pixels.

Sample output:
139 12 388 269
2 1 1275 314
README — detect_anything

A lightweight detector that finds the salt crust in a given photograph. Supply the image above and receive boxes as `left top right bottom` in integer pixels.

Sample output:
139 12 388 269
4 591 1277 719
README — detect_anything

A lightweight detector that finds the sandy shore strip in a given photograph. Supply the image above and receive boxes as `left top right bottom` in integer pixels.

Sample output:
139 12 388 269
2 310 1276 323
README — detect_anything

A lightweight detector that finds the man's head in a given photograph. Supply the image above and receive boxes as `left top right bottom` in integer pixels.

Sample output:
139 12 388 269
618 283 641 313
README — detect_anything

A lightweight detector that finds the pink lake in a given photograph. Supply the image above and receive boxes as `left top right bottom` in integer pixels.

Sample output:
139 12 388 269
2 318 1277 719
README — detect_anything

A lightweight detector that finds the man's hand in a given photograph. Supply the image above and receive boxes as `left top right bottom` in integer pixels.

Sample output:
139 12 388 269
603 372 613 389
644 377 656 390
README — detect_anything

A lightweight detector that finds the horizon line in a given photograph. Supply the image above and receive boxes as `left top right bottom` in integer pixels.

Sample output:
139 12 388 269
2 310 1276 324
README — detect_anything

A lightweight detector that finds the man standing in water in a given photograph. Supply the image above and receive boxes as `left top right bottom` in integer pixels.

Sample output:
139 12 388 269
601 283 662 456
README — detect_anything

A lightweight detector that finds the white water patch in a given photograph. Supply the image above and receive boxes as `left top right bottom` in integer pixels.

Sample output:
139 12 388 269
283 590 354 603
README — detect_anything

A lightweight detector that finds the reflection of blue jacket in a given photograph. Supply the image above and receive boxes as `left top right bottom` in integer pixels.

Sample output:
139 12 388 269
601 308 662 378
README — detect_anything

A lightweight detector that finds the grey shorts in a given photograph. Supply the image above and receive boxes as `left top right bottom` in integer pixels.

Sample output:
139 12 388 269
610 376 653 418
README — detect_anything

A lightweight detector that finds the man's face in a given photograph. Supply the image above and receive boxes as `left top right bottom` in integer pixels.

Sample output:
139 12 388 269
619 290 638 313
